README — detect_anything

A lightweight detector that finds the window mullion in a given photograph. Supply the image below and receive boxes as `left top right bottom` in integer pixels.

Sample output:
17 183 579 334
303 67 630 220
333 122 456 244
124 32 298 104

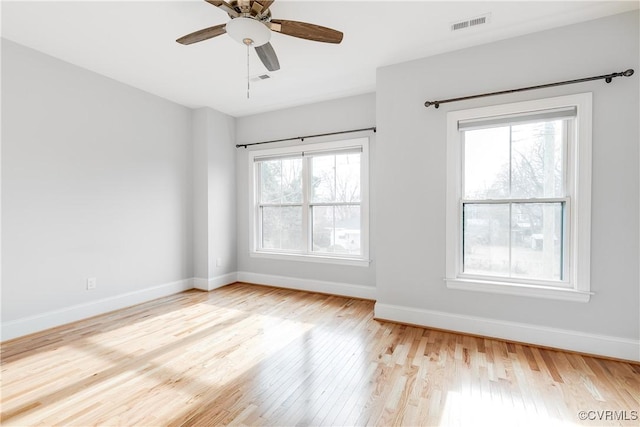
508 202 513 278
309 202 361 207
510 125 519 279
460 198 465 275
461 197 569 204
302 156 311 254
256 163 263 251
509 125 513 198
259 203 304 208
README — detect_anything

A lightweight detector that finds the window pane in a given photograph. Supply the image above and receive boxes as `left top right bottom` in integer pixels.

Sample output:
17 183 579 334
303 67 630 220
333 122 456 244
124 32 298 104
336 153 361 202
312 205 361 255
311 153 361 203
259 158 302 204
511 120 565 198
463 204 510 276
511 203 563 281
463 127 510 199
311 155 334 203
261 206 302 251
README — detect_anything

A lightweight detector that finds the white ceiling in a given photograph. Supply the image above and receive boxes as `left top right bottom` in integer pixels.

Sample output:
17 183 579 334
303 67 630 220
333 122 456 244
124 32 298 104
2 1 638 117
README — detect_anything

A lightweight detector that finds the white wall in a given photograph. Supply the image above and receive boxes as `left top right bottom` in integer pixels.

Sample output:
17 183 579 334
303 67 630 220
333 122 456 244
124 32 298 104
192 107 237 291
375 11 639 360
4 11 638 360
235 94 377 298
192 109 209 281
1 39 194 338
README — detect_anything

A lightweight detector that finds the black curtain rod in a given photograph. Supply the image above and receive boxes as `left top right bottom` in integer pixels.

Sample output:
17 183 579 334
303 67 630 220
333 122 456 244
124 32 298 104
236 127 377 148
424 68 635 109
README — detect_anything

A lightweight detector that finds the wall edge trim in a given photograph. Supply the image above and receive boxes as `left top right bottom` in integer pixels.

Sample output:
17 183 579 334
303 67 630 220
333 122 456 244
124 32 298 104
193 272 239 291
237 271 376 300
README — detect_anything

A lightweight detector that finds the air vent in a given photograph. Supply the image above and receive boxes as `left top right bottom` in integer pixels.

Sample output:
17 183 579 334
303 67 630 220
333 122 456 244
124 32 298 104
451 21 469 31
451 13 491 31
250 74 271 82
469 16 487 27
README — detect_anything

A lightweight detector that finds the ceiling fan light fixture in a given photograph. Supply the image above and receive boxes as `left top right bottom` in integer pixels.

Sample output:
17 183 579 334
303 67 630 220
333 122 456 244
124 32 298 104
226 17 271 47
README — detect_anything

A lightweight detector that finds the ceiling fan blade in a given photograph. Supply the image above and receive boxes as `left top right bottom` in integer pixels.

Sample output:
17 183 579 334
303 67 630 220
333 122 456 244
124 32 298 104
250 1 263 17
255 42 280 71
251 1 274 18
176 24 227 45
269 19 343 44
237 0 251 13
205 0 239 18
256 0 275 11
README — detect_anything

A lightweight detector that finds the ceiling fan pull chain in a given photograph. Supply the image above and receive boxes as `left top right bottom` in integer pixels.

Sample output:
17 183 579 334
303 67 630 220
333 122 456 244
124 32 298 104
246 44 250 99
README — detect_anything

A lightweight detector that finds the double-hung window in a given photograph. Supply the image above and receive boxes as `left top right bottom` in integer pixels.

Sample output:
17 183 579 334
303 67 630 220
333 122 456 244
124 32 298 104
249 137 369 266
445 93 592 301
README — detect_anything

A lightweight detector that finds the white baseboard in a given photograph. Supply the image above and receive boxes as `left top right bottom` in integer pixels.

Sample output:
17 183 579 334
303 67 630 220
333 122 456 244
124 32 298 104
193 272 238 291
1 272 370 342
1 278 194 342
237 271 376 300
374 303 640 362
5 273 635 362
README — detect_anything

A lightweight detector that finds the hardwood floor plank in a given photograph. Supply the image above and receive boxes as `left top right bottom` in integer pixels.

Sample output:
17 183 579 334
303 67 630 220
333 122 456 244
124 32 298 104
2 283 638 426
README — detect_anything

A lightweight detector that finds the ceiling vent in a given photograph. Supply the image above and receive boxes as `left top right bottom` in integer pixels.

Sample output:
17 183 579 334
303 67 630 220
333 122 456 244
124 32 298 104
451 13 491 31
250 74 271 82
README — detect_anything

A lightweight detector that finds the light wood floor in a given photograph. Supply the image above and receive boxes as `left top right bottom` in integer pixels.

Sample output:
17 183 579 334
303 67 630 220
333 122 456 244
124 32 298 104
1 283 639 426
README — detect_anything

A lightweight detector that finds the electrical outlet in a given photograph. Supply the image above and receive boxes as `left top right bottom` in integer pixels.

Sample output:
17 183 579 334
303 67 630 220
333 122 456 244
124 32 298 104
87 277 97 290
216 258 222 267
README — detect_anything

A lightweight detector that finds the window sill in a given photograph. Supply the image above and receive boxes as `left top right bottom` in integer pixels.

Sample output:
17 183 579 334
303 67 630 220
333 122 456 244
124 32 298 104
445 278 592 302
250 251 371 267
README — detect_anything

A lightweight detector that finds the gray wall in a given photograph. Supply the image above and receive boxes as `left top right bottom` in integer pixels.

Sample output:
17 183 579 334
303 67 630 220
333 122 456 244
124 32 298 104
3 10 638 353
192 107 237 284
2 39 193 321
236 93 377 288
375 11 639 339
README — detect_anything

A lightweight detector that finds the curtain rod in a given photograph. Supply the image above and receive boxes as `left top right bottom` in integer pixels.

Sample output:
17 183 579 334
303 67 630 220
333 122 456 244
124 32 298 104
236 126 376 148
424 68 635 109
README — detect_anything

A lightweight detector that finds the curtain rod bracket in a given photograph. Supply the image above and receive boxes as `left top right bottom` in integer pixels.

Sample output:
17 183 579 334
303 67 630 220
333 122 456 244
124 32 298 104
424 68 634 109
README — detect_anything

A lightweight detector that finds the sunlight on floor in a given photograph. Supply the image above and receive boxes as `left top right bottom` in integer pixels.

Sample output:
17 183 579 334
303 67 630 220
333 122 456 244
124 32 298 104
2 306 315 426
3 286 637 426
439 390 579 427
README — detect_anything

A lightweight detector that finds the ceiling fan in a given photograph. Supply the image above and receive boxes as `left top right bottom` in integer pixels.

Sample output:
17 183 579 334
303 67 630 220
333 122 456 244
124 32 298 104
176 0 344 72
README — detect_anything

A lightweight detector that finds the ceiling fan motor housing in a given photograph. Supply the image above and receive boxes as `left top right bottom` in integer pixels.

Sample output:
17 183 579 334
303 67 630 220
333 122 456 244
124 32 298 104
227 0 272 21
226 17 271 46
177 0 344 74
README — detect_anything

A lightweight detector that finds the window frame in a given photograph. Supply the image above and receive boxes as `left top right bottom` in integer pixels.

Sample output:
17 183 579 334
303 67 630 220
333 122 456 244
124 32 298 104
248 137 370 267
445 93 593 302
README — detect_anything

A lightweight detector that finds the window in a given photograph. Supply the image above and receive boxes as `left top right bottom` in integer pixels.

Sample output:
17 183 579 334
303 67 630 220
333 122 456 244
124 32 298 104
249 137 369 266
446 94 592 301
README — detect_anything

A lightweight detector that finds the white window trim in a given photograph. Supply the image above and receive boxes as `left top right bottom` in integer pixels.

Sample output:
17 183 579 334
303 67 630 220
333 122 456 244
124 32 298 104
445 93 593 302
248 137 370 266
